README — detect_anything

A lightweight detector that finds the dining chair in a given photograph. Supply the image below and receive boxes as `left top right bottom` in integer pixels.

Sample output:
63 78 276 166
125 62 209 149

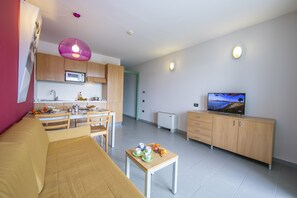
87 111 110 153
36 113 70 131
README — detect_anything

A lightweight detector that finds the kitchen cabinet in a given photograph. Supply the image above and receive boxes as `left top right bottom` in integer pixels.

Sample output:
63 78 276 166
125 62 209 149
212 116 238 153
36 53 65 82
34 103 64 110
86 62 106 83
65 58 87 73
187 112 213 145
87 101 107 109
102 64 124 122
187 111 275 168
107 102 123 123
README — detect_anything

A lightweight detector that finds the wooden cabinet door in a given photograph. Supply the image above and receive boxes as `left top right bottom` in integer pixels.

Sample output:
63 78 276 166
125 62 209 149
64 59 87 73
105 64 124 103
237 120 274 164
36 53 65 82
87 62 105 78
86 62 106 83
102 64 124 122
212 116 238 153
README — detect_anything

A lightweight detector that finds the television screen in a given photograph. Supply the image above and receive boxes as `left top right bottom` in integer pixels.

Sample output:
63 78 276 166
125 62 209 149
207 93 246 115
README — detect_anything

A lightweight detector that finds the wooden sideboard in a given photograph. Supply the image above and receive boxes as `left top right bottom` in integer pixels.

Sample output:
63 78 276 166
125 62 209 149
187 111 275 169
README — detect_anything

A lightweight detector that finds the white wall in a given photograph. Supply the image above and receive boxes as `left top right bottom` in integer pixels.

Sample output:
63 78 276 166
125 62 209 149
132 11 297 164
35 41 121 100
123 73 137 117
36 81 102 100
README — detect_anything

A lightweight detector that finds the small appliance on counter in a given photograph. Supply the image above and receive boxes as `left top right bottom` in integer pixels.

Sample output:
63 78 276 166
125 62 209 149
91 96 101 101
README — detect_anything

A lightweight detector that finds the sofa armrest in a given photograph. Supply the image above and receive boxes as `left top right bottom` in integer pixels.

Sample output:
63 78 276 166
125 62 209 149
47 126 90 142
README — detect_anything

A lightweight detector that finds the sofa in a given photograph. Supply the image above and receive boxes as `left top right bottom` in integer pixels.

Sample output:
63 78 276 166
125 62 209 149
0 117 143 198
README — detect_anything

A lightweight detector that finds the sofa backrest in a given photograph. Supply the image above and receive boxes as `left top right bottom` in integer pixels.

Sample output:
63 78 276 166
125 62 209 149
0 143 38 197
0 118 49 193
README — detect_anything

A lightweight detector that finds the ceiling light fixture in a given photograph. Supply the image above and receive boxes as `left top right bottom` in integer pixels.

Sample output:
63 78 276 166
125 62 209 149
169 61 175 71
232 46 243 59
58 12 91 61
127 30 134 36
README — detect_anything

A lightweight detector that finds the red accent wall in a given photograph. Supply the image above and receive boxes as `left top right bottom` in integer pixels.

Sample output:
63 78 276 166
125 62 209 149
0 0 34 133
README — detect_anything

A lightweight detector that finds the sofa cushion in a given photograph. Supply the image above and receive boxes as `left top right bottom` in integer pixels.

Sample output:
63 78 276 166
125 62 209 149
0 118 49 193
0 143 38 198
39 136 143 198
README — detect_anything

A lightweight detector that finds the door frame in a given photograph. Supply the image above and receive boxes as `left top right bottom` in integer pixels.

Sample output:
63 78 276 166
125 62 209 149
124 69 140 120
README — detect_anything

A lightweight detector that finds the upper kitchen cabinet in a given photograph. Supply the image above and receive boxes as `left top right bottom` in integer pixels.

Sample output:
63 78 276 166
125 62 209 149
102 64 124 122
64 58 87 73
36 53 65 82
86 62 106 83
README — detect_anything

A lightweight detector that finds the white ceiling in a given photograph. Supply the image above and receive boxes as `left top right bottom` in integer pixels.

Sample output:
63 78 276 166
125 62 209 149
28 0 297 67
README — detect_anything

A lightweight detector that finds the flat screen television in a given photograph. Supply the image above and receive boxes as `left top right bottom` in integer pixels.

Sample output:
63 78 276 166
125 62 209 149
207 93 246 115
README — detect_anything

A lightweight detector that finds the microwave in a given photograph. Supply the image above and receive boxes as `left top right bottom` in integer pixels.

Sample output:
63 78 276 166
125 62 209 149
65 71 85 83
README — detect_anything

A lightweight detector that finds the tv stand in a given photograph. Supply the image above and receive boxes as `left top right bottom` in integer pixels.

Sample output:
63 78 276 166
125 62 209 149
187 111 275 169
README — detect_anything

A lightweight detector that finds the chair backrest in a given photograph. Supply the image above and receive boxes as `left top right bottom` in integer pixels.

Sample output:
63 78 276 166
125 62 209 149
36 113 70 131
87 111 110 129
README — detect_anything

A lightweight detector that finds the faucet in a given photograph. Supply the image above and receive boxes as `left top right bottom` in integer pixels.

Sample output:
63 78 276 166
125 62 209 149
50 90 58 101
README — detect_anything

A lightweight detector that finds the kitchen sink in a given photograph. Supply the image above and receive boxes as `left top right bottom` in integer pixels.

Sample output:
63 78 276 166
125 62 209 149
39 99 76 102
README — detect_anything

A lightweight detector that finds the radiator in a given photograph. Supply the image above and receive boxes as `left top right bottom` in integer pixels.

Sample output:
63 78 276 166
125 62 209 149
157 112 177 132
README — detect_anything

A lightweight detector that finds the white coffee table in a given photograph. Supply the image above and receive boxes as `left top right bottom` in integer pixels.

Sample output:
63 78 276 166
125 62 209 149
125 143 178 198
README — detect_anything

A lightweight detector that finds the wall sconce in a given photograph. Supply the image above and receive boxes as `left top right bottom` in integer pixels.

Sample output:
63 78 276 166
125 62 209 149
169 61 175 71
232 46 243 59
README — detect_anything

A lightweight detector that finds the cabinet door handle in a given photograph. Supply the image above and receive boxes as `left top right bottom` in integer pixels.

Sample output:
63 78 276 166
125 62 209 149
239 121 241 127
233 120 235 126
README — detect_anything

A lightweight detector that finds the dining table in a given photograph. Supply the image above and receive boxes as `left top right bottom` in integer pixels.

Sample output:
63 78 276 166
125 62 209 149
24 109 116 148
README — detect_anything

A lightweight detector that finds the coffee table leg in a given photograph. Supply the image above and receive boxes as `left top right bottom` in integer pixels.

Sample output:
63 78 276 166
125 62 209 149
145 171 152 198
125 154 130 178
172 159 178 194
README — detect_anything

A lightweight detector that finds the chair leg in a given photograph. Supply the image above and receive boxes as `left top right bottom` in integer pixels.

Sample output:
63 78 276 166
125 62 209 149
105 133 108 153
100 135 104 147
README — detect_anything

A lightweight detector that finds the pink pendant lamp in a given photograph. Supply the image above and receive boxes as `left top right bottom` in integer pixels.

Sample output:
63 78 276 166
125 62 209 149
58 13 91 61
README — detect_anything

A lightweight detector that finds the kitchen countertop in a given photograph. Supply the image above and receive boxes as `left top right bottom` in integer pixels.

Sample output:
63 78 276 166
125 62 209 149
34 100 107 104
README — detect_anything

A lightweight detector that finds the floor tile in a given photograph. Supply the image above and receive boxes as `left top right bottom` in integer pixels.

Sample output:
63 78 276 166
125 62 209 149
107 116 297 198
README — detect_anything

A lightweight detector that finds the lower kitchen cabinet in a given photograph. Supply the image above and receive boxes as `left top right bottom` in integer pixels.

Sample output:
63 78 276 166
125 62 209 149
187 111 275 168
107 102 123 123
87 102 107 109
34 103 64 110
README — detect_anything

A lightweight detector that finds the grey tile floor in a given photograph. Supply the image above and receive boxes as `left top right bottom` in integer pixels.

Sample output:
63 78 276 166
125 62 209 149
101 116 297 198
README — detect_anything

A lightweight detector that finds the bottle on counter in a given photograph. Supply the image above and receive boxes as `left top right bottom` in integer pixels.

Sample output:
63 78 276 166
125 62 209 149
78 92 82 99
